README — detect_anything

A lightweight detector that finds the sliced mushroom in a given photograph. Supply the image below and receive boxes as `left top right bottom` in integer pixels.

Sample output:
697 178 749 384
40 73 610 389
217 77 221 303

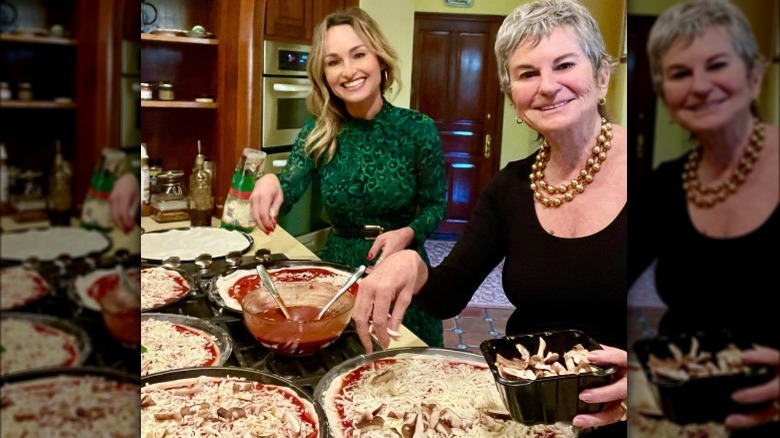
485 408 512 420
439 408 462 429
355 416 384 431
141 395 155 408
357 402 383 422
536 337 547 358
515 343 531 361
153 412 182 421
371 370 395 385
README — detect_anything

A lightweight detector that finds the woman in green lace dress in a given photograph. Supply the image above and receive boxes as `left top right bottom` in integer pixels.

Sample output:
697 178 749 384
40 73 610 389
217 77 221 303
250 7 446 348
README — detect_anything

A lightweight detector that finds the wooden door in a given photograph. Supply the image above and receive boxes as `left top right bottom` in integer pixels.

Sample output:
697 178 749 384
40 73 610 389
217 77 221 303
411 13 505 235
627 15 658 193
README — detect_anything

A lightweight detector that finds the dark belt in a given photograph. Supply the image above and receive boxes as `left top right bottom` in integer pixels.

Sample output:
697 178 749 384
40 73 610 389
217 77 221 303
331 225 384 240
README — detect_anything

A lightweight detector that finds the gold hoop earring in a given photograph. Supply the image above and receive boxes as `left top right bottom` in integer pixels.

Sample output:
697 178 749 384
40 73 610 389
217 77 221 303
516 117 523 125
598 97 606 106
382 69 388 83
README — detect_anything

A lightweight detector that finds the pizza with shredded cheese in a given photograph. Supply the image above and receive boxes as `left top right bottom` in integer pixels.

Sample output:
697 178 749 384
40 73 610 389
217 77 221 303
0 266 49 310
321 353 576 437
0 316 83 376
140 267 191 311
141 375 321 438
1 374 140 437
214 264 353 312
141 319 221 376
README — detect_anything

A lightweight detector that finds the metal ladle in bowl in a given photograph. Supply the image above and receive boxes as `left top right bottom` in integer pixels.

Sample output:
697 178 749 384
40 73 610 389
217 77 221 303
255 264 291 320
315 265 366 320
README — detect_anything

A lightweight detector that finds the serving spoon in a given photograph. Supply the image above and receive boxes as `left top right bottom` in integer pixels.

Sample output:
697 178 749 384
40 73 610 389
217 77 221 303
316 265 366 320
255 264 291 320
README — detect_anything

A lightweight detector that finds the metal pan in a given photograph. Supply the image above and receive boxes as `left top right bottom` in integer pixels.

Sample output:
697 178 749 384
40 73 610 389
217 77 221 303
142 367 327 438
140 227 253 263
141 313 233 376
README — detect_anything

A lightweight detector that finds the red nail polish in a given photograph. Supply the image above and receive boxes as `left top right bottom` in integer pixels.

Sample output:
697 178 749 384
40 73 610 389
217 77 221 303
366 253 373 260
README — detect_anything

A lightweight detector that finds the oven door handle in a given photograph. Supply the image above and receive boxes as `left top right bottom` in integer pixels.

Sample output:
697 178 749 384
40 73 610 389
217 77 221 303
272 84 310 93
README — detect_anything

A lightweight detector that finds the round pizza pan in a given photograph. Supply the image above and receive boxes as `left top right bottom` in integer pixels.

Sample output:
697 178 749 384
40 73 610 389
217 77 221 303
313 346 486 402
0 366 140 436
142 367 327 438
207 259 358 313
0 265 51 311
0 226 111 262
140 227 253 262
0 312 92 377
139 265 196 312
141 313 233 376
314 347 494 437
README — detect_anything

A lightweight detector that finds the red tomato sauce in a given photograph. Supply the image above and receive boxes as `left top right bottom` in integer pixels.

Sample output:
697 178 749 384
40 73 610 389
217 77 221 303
173 323 219 366
32 323 79 365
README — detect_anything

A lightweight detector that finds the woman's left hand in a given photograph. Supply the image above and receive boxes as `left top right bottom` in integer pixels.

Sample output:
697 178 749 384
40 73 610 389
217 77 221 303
726 344 780 428
572 344 628 429
365 226 415 269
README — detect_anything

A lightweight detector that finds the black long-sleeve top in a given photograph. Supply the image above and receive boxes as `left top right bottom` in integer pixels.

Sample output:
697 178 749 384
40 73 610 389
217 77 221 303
629 154 779 349
414 154 628 350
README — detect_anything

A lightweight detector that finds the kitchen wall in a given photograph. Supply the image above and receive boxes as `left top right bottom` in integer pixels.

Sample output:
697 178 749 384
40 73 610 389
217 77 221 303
361 0 628 169
628 0 778 168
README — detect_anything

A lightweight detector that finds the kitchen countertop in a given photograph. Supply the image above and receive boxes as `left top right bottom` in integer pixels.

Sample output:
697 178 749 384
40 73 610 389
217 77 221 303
141 216 427 350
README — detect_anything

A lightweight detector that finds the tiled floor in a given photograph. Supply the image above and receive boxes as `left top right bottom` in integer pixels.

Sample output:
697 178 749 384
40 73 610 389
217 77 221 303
442 306 514 354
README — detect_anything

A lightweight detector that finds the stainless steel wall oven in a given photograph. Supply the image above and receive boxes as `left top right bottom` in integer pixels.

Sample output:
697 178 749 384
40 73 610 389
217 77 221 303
262 40 312 150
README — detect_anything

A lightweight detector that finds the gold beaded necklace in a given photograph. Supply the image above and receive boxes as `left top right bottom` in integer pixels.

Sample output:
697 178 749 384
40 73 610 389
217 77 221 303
682 119 764 208
530 117 613 208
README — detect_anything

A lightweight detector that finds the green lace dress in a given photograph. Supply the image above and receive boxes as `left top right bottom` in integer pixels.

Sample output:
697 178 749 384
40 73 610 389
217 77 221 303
278 99 446 347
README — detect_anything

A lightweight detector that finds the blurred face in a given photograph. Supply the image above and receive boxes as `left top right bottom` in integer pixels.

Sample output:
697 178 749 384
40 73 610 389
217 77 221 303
323 24 384 117
508 26 608 135
660 26 761 134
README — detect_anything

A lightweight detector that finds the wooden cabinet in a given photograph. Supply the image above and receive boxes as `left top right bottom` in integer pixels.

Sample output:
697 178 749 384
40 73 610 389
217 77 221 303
264 0 359 44
140 0 261 208
0 0 123 207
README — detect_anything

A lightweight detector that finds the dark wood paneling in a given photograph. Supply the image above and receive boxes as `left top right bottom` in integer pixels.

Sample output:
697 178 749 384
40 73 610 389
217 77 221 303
264 0 311 43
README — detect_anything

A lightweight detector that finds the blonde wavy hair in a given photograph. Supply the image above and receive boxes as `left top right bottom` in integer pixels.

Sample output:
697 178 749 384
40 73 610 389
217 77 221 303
305 7 401 164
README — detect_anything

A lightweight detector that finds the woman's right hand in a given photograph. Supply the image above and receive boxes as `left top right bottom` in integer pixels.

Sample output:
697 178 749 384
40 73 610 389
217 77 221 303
249 174 284 234
353 250 429 353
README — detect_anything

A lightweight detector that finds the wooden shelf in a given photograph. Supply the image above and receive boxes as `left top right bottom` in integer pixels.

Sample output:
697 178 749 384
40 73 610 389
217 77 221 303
0 100 76 109
0 33 77 46
141 33 218 45
141 100 218 109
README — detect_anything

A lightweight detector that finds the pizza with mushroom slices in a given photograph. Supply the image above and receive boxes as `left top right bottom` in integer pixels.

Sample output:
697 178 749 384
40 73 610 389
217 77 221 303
321 353 576 437
1 374 140 437
0 266 49 310
141 375 321 438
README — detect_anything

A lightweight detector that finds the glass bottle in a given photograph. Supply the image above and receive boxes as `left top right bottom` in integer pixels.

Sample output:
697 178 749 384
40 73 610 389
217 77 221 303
189 140 213 226
48 140 72 225
150 170 189 222
80 148 126 231
220 147 266 233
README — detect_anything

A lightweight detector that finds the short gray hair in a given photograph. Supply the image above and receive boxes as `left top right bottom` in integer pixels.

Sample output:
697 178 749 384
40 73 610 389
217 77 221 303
647 0 761 94
495 0 614 97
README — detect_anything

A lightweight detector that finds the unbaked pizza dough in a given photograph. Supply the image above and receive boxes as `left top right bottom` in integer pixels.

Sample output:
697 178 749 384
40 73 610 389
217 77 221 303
141 227 251 261
0 227 110 261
